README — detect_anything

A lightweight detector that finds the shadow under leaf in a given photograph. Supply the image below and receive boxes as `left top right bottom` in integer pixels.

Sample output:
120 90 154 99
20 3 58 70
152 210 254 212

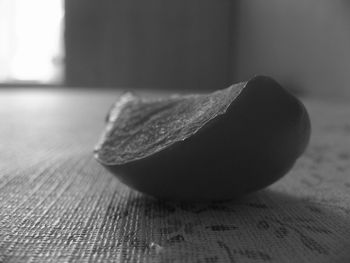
105 189 350 262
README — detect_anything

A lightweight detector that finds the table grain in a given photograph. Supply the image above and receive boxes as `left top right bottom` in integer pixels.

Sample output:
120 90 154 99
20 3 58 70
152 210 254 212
0 89 349 262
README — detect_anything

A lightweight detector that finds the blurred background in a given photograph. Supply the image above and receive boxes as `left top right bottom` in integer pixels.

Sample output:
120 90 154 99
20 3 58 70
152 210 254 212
1 0 350 98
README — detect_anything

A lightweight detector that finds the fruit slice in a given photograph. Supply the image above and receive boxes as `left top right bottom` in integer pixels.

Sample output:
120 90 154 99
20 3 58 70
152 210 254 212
94 76 311 201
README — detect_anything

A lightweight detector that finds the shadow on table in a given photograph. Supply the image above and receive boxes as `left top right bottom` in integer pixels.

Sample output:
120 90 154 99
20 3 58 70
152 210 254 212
108 189 350 262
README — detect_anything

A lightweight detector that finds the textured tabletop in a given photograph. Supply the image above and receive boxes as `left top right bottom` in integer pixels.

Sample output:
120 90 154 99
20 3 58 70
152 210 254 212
0 89 349 263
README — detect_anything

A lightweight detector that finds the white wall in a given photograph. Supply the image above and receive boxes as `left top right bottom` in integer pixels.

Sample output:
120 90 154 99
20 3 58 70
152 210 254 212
233 0 350 98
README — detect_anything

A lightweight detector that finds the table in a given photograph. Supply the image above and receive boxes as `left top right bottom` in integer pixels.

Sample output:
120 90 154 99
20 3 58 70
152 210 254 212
0 89 349 262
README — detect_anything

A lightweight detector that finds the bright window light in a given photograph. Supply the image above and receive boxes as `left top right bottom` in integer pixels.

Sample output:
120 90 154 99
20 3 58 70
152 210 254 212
0 0 64 84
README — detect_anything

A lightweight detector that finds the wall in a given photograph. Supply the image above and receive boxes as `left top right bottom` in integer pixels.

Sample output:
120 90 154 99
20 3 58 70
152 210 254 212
233 0 350 98
65 0 350 98
65 0 235 90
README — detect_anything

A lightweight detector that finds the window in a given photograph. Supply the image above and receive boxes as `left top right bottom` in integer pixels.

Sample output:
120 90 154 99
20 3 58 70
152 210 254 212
0 0 64 84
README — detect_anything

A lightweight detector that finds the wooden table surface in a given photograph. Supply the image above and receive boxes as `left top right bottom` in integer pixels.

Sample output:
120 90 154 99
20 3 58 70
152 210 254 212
0 89 349 262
